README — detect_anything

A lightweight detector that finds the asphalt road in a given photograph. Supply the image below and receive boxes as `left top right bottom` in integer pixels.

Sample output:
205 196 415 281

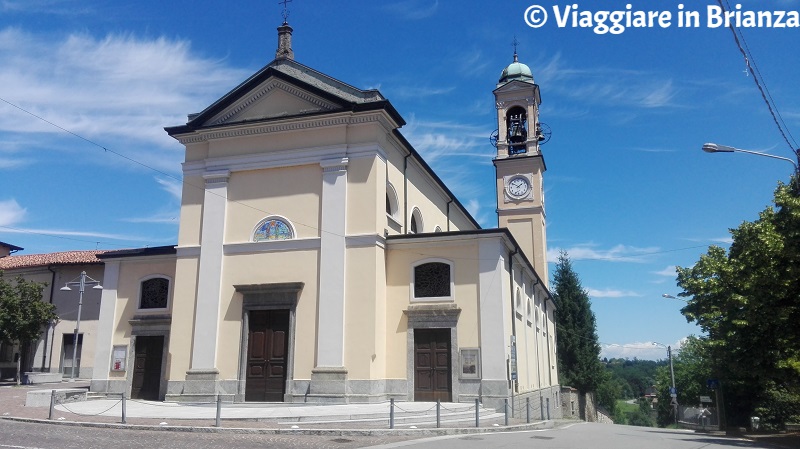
364 422 777 449
0 420 414 449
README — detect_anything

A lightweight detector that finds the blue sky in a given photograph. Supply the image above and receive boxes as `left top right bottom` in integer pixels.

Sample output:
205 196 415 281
1 0 798 361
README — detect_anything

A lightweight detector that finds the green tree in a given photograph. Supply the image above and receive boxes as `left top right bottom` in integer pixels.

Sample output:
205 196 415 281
676 178 800 428
0 272 57 384
553 251 604 393
596 369 624 417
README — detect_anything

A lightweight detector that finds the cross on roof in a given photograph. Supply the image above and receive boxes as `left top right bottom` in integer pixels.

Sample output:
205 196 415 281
279 0 292 23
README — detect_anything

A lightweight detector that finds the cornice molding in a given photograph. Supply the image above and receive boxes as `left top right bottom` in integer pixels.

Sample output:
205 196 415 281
182 144 386 177
175 111 394 144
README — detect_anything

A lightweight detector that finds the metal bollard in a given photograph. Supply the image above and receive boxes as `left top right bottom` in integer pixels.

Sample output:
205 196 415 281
540 396 545 420
475 398 480 427
504 398 509 426
215 394 222 427
526 397 531 423
121 393 127 424
389 398 395 429
436 400 441 428
48 390 55 420
546 398 550 420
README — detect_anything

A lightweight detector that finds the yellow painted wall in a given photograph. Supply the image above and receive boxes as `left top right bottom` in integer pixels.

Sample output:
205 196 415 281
384 239 482 378
225 164 322 242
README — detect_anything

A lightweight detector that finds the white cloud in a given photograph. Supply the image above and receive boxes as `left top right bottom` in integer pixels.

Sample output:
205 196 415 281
387 85 456 99
587 288 642 298
383 0 439 20
601 340 685 361
155 177 183 202
547 243 660 263
0 225 155 242
0 198 26 226
0 157 30 169
533 53 680 110
652 265 677 277
0 28 250 173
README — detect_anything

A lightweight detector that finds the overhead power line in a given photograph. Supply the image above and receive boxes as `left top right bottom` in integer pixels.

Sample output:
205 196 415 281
719 0 799 155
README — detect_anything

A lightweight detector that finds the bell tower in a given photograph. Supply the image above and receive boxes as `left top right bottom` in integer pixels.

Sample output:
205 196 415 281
493 49 548 284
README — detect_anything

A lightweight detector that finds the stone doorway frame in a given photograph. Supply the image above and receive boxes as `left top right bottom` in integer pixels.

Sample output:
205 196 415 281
128 314 171 401
403 303 460 402
234 282 303 402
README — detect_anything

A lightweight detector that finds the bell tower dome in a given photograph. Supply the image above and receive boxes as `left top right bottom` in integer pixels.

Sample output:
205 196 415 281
493 49 548 284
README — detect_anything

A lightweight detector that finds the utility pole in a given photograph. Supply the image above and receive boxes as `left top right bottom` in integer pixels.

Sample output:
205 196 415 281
668 346 677 426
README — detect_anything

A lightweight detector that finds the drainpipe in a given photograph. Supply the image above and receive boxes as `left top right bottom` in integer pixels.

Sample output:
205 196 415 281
403 153 411 234
41 266 57 371
446 199 453 231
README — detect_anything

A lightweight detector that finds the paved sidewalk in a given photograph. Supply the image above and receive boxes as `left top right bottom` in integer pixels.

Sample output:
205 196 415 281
0 380 549 435
5 379 798 448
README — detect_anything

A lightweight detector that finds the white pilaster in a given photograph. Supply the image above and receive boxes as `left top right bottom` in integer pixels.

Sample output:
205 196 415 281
316 157 348 367
91 260 120 380
478 238 509 380
190 170 229 370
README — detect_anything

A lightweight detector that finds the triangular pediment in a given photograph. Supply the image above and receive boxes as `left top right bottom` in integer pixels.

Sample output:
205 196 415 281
203 77 343 127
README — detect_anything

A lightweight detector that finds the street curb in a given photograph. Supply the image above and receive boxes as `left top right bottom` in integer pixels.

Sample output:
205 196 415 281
0 416 556 436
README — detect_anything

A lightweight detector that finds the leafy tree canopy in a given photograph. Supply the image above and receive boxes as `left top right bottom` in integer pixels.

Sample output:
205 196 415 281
676 178 800 427
0 272 57 344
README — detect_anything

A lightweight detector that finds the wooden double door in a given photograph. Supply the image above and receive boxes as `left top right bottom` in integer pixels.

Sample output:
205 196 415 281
245 310 290 402
131 336 164 400
414 328 452 402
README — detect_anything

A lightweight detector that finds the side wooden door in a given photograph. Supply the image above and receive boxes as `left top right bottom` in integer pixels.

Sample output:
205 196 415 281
414 328 452 402
131 336 164 400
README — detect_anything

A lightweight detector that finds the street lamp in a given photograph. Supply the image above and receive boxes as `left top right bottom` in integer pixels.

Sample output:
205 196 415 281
662 293 688 303
654 341 678 426
702 143 799 172
60 271 102 379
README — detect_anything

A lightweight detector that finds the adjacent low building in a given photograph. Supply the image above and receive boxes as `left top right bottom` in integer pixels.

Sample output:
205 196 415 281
0 250 105 380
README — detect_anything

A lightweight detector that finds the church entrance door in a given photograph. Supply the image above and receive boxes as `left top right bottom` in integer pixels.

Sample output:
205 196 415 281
131 336 164 400
414 328 452 402
245 310 289 402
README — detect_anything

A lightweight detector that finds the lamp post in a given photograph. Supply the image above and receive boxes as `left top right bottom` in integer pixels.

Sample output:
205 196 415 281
702 143 798 171
654 341 678 426
60 271 102 379
662 293 688 303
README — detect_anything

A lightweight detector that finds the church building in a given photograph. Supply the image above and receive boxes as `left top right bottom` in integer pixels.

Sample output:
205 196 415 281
89 21 560 415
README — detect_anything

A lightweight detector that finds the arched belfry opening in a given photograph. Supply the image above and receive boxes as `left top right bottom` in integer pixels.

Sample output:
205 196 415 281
506 106 528 155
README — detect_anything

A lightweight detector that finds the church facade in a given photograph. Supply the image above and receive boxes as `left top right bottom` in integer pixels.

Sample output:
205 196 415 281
89 22 560 414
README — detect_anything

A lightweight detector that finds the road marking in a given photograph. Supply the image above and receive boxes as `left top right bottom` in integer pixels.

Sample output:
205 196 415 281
0 444 48 449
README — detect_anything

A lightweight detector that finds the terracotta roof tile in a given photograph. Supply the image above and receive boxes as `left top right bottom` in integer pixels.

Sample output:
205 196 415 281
0 250 107 271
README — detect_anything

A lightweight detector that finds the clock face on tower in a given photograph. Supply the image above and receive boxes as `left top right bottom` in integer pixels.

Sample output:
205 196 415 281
506 175 531 200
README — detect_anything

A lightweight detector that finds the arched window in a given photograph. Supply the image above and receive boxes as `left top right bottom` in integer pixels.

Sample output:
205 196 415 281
506 105 528 155
409 207 423 234
434 226 442 233
139 277 170 310
253 216 295 241
412 259 454 301
527 298 533 322
386 183 399 218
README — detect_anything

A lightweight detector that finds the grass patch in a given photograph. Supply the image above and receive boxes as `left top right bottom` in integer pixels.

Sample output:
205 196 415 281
617 399 639 414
